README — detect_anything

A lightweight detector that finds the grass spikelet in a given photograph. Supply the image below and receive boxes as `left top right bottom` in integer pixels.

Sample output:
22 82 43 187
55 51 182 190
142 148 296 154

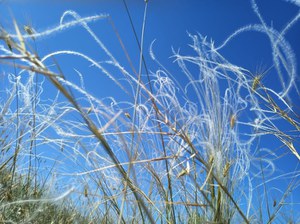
84 185 88 197
223 161 232 177
251 75 261 92
230 113 236 129
24 25 34 36
251 64 273 93
1 28 14 51
177 161 190 178
124 112 131 120
86 107 93 114
4 35 13 51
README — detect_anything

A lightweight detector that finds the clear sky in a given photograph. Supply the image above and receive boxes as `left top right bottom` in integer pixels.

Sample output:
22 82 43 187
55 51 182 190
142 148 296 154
1 0 299 99
0 0 300 105
1 0 300 222
1 1 299 66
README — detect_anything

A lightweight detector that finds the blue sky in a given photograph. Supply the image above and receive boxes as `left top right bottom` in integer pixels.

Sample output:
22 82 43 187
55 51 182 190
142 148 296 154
1 0 300 222
2 1 299 68
2 0 299 100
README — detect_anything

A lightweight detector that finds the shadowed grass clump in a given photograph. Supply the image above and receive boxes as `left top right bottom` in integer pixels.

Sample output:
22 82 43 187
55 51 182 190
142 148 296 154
0 168 95 224
0 0 299 223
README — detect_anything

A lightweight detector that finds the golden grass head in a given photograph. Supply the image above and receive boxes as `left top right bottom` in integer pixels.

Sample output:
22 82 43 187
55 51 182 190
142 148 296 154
230 113 236 129
251 75 261 92
250 64 273 93
223 161 232 177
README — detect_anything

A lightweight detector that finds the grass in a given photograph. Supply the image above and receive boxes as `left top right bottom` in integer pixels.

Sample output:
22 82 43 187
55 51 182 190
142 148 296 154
0 168 94 223
0 0 300 223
